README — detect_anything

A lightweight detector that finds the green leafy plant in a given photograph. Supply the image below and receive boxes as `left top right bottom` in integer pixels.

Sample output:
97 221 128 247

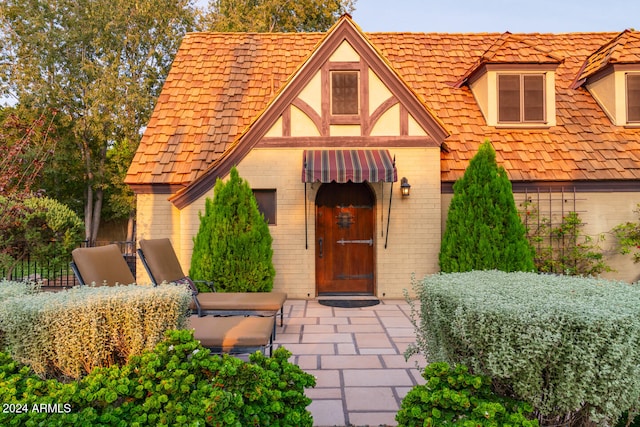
190 166 275 292
0 330 316 426
520 202 610 276
613 204 640 263
397 361 538 427
406 270 640 426
0 194 84 278
440 140 535 273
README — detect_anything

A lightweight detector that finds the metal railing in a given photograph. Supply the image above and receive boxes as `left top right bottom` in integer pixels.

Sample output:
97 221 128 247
1 241 136 290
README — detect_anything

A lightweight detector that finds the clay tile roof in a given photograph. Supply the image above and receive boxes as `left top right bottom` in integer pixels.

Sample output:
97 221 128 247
125 25 640 190
575 30 640 84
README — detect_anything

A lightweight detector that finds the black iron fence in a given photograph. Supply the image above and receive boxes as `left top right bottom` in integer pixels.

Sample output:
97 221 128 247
0 241 136 290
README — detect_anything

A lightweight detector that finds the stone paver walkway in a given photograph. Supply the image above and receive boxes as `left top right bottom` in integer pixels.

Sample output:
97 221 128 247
273 299 426 427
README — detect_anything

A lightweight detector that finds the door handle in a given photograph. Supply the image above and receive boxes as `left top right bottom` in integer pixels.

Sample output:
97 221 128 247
318 238 323 258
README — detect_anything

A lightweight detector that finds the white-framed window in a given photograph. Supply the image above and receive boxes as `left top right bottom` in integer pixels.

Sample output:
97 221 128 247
498 73 546 123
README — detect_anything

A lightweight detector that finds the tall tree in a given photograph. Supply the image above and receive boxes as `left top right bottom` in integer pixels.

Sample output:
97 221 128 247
200 0 356 32
189 167 275 292
0 106 59 196
439 140 535 273
0 0 196 244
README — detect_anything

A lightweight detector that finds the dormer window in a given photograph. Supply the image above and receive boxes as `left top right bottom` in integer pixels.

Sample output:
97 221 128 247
498 74 545 123
331 71 359 115
627 73 640 123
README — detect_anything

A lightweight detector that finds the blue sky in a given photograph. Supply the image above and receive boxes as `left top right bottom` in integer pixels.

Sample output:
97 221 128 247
350 0 638 33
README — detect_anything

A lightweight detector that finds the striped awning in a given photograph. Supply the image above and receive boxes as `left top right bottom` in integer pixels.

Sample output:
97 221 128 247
302 150 397 183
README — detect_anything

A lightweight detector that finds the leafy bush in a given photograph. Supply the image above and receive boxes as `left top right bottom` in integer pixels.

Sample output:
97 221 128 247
520 203 610 276
0 280 40 348
0 330 316 426
406 270 640 425
0 194 84 277
189 166 275 292
397 361 538 426
613 203 640 263
0 279 40 301
440 141 534 273
0 283 191 379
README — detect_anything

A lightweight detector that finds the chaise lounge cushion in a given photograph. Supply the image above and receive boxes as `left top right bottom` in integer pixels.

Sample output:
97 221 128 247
72 244 135 286
189 292 286 312
138 238 287 317
138 238 187 287
187 315 274 353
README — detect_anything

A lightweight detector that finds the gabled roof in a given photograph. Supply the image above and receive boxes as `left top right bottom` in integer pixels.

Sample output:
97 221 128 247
574 30 640 86
455 32 563 87
164 16 449 207
125 18 640 201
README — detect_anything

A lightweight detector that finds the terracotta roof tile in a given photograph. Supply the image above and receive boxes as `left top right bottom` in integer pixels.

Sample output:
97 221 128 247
125 25 640 188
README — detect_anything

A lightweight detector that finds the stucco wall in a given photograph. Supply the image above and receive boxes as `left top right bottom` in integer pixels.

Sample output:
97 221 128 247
441 191 640 283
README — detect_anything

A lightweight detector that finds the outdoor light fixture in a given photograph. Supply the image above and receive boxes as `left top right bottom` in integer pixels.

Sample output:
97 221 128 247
400 177 411 197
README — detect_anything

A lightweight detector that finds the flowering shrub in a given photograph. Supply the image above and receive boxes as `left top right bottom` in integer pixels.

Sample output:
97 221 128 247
0 283 191 379
0 330 316 426
406 270 640 425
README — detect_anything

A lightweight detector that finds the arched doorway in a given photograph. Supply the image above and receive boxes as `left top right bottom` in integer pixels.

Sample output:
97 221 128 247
315 182 376 295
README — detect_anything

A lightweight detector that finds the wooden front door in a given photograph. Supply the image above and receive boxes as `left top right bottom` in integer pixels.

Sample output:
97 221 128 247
315 182 375 295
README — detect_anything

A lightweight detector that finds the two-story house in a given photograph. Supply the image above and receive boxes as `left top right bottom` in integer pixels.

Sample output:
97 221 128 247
125 15 640 298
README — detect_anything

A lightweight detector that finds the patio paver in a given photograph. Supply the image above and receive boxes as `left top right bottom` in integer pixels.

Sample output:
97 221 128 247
274 299 426 427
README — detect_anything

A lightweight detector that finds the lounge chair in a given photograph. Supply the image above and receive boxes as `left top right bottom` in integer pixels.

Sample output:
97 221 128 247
70 244 274 356
137 238 287 327
71 244 136 286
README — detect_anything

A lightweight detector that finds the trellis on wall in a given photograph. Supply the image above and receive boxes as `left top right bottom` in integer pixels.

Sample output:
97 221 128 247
515 187 609 276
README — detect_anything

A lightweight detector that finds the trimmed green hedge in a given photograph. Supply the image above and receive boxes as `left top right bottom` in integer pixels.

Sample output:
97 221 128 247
407 270 640 425
0 330 316 426
0 283 191 379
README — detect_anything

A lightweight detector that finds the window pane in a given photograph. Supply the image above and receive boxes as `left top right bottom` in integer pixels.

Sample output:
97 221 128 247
498 74 521 122
332 71 359 115
523 75 545 122
252 189 276 225
628 74 640 123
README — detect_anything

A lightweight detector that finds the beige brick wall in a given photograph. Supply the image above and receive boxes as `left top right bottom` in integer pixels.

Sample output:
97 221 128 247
136 157 640 294
135 147 442 298
134 193 182 284
441 191 640 283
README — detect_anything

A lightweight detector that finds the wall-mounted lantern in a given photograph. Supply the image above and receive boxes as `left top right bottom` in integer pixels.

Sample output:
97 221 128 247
400 177 411 197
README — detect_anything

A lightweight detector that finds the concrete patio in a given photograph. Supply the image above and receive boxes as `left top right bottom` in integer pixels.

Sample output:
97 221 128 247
273 299 427 427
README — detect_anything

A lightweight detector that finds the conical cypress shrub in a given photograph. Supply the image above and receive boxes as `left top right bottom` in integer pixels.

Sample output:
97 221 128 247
439 140 535 272
189 167 275 292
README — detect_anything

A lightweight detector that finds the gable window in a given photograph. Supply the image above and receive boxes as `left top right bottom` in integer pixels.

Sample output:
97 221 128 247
627 74 640 123
252 189 276 225
331 71 359 115
498 74 545 123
